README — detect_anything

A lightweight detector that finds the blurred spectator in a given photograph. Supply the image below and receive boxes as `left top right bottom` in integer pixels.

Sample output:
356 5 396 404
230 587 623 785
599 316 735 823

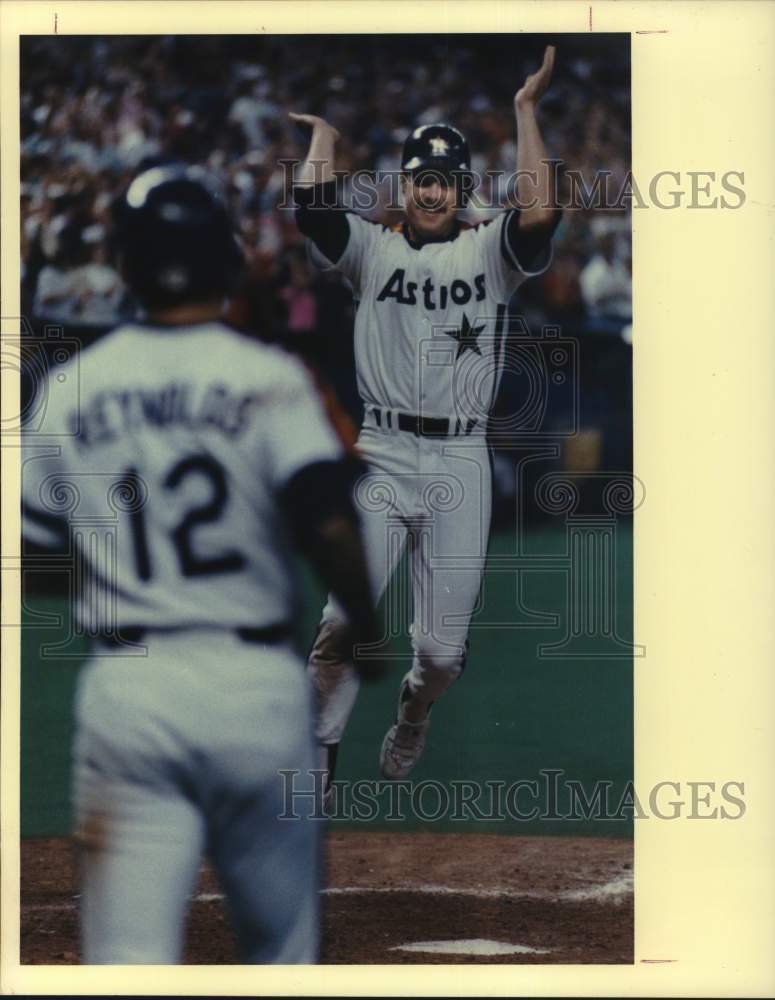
542 254 585 323
228 75 279 149
279 253 317 334
33 249 80 323
579 231 632 328
70 241 125 326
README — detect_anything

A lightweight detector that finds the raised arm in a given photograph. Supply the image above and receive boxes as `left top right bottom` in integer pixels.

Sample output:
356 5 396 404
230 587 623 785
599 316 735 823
288 112 380 285
289 112 340 187
495 45 562 275
288 112 352 265
514 45 561 234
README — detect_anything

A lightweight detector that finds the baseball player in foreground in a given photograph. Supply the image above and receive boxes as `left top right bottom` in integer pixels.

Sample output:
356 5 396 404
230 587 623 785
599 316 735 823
291 46 561 788
22 166 385 963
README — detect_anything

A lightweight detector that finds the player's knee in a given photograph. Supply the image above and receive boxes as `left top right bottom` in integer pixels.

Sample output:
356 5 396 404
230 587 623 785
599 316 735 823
412 635 466 684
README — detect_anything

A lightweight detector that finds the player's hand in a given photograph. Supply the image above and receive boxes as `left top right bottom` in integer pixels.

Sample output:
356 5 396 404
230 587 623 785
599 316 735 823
288 112 340 142
514 45 556 110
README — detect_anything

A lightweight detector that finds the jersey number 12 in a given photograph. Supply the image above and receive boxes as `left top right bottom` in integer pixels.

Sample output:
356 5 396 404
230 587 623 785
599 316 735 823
125 454 245 581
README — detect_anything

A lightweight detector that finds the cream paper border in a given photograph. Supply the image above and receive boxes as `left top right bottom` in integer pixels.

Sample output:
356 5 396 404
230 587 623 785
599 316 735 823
2 1 774 995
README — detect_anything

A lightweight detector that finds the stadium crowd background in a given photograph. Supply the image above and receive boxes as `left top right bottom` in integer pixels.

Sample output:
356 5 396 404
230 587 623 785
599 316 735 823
20 34 632 520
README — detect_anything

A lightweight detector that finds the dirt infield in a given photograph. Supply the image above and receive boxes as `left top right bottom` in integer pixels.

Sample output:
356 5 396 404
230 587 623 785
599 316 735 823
20 831 633 964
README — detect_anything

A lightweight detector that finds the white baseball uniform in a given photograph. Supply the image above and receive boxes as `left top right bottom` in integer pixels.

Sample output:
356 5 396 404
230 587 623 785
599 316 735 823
22 320 345 963
300 196 552 745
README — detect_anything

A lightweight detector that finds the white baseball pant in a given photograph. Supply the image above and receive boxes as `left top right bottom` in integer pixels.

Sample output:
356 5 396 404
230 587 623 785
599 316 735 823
309 414 492 745
74 628 319 964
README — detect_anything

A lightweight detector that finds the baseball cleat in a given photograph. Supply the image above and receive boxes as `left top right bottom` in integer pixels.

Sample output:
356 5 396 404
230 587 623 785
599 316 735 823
379 675 431 780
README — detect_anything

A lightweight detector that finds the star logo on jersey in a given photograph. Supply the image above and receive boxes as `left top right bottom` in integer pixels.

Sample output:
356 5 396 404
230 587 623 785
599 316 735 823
429 136 450 156
445 313 486 359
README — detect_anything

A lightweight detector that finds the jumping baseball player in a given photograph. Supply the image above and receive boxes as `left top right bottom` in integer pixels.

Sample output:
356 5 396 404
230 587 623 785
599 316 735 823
21 166 385 963
291 46 561 785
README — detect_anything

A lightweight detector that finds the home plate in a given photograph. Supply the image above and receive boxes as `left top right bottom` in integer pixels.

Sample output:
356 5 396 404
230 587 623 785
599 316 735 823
391 939 550 957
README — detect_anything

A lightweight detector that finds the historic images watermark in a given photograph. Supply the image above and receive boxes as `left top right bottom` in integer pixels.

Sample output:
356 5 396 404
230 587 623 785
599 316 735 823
278 768 747 823
276 160 746 213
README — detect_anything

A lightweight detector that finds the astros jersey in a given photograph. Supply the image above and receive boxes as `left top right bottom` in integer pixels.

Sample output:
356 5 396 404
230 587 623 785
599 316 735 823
22 322 344 633
310 210 551 425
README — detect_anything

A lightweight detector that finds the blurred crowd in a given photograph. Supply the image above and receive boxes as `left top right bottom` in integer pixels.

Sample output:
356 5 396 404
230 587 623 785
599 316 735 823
21 34 631 341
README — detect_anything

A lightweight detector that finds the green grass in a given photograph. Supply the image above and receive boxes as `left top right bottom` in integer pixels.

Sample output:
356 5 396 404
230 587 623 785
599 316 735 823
332 525 633 835
21 525 633 838
20 597 87 836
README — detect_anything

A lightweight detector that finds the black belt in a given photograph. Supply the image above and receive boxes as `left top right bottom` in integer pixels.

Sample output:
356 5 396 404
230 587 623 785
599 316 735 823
98 623 294 647
372 408 477 438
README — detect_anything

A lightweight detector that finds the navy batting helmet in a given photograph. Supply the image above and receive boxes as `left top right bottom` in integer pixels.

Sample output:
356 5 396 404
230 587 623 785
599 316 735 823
112 165 244 311
401 124 473 206
401 123 471 175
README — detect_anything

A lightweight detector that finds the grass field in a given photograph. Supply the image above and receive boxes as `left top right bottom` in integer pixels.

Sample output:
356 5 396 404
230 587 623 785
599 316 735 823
21 524 633 839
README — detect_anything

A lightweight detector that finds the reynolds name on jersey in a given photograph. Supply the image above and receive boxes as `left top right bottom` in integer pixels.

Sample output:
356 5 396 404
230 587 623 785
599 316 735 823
71 381 265 450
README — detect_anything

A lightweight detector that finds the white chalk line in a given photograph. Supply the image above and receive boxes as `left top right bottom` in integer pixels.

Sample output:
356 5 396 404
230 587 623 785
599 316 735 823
562 874 633 901
322 874 633 904
391 939 551 956
26 873 632 911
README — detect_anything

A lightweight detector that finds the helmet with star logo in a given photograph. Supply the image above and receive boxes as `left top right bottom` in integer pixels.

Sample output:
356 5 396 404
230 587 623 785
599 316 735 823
401 123 473 208
401 123 471 176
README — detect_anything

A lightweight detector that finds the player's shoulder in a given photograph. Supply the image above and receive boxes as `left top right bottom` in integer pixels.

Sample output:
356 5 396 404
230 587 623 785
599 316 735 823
345 211 403 246
37 321 138 409
66 319 162 376
248 340 313 391
65 320 300 383
459 210 508 236
216 330 319 396
22 325 135 437
345 210 385 227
